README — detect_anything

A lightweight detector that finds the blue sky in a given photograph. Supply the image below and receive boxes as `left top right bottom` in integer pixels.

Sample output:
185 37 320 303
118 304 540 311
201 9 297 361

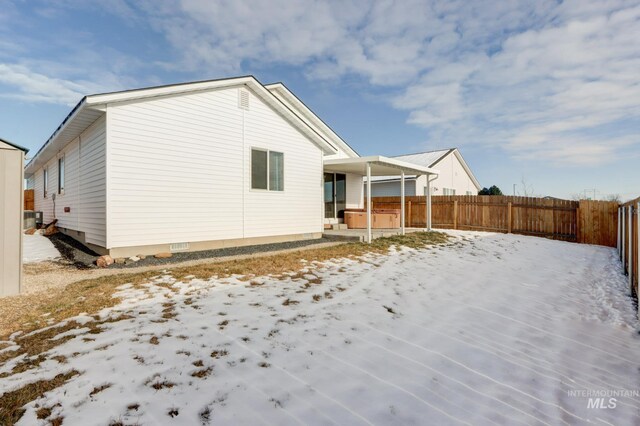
1 0 639 200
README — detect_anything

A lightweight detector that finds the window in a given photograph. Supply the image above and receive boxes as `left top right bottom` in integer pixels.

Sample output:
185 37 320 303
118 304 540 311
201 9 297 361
443 188 456 195
58 156 65 194
269 151 284 191
251 148 284 191
466 191 473 196
43 167 48 198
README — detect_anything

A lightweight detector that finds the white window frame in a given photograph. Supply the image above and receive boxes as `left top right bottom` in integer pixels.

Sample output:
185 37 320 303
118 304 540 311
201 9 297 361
43 167 48 198
250 147 284 192
443 188 456 196
58 155 65 195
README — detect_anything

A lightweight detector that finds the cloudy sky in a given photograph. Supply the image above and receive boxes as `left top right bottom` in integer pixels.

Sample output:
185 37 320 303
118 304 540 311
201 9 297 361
1 0 639 199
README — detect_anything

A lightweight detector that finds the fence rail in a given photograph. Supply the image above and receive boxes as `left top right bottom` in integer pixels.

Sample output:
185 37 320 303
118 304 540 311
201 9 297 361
619 197 639 300
370 195 619 246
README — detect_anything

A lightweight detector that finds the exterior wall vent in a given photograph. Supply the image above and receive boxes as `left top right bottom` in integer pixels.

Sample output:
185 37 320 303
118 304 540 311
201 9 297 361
238 89 250 110
170 242 190 252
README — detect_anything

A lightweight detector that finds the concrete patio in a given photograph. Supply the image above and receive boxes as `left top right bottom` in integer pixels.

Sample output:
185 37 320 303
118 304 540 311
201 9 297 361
323 227 430 242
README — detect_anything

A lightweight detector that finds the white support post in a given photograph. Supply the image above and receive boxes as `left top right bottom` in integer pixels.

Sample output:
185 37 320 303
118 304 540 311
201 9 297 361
400 170 405 235
617 207 622 257
426 176 432 231
629 205 633 291
366 162 372 244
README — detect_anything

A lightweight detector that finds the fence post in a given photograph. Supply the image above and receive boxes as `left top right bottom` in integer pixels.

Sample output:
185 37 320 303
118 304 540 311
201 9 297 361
407 201 412 227
507 202 512 233
629 205 633 290
620 206 627 266
637 202 640 301
617 207 621 257
453 200 458 230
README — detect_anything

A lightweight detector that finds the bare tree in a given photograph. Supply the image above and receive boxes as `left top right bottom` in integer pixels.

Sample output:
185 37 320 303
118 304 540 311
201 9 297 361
520 176 535 197
604 194 621 203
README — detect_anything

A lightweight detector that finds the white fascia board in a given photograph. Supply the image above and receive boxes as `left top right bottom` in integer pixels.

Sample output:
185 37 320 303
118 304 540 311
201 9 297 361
451 149 482 190
24 99 88 175
265 83 359 158
85 76 255 105
325 155 439 176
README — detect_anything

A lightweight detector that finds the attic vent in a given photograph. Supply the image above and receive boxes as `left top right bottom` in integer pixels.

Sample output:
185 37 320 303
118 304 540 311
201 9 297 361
170 242 189 252
238 89 250 110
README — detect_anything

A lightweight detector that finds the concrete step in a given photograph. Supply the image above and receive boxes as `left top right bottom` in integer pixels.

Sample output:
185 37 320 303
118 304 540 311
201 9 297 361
332 224 348 230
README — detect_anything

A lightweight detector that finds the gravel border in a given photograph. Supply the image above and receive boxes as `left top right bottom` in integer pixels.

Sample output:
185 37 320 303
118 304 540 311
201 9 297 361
46 235 334 269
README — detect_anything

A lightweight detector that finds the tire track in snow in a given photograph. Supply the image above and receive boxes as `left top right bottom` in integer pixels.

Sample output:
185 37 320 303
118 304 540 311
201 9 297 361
392 318 640 415
324 324 554 425
350 320 589 424
459 304 638 364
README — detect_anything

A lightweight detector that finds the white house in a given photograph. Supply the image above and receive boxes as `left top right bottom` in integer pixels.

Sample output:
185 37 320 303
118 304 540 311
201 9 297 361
25 76 439 255
366 148 481 197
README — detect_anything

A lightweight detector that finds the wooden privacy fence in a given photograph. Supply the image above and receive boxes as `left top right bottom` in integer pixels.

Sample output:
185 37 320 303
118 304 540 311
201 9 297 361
23 189 34 211
370 195 619 246
618 197 639 299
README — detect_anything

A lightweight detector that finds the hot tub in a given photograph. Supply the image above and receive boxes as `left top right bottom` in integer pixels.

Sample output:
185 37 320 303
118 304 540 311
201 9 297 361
344 209 401 229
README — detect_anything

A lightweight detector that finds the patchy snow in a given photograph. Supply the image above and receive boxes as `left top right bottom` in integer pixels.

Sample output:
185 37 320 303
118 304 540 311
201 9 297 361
3 231 640 425
22 234 61 263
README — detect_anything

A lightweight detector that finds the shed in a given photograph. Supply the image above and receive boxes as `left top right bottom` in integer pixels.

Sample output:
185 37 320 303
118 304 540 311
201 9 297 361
0 137 28 296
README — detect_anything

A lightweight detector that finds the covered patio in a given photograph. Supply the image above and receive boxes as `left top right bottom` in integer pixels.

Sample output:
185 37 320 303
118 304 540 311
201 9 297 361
323 156 439 243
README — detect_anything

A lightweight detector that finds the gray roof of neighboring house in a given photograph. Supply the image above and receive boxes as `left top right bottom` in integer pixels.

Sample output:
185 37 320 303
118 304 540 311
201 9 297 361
368 148 453 182
368 147 481 190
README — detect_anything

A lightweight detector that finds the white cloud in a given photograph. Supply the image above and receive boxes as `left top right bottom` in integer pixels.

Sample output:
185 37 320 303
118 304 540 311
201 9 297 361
0 64 99 105
4 0 639 167
135 0 639 166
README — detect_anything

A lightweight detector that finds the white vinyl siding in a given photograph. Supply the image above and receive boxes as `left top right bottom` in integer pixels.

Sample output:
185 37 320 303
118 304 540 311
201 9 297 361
242 89 322 238
78 118 107 246
33 116 107 246
368 180 417 197
345 173 364 209
106 86 323 249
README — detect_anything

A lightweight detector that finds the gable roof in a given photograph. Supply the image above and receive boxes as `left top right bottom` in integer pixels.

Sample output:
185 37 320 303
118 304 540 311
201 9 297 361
369 148 481 190
25 76 340 176
392 148 453 168
0 137 29 153
264 83 359 158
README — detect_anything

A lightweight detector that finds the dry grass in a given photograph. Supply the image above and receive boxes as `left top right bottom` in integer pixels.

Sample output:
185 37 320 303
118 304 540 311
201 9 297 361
89 383 112 397
190 367 212 378
0 370 79 424
0 232 447 346
0 315 133 380
150 380 175 390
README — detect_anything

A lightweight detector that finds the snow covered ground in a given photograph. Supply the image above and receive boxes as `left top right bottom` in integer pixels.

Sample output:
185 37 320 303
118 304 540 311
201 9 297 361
22 234 61 263
3 231 640 425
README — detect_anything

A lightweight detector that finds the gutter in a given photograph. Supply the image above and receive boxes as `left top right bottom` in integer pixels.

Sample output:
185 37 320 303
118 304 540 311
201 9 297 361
24 97 87 173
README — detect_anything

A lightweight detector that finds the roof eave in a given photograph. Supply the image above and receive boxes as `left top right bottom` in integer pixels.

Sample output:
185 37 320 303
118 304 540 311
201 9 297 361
0 137 29 153
264 82 359 158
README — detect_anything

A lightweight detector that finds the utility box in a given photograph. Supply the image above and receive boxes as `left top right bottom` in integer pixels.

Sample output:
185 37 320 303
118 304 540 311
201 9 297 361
0 138 28 297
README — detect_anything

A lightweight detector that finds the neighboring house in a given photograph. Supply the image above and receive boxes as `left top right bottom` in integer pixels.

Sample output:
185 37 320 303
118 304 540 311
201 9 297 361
365 148 481 197
1 138 28 296
24 76 439 255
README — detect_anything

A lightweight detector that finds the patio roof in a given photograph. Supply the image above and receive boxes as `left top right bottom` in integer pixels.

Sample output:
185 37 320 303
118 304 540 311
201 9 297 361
323 155 439 177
